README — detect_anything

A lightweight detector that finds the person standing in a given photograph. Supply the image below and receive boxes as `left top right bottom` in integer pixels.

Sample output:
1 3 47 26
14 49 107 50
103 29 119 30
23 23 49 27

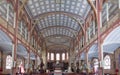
19 62 25 74
71 63 75 72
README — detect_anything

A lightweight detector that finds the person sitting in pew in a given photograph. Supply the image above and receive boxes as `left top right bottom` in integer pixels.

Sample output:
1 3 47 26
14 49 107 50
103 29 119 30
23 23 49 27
71 63 75 72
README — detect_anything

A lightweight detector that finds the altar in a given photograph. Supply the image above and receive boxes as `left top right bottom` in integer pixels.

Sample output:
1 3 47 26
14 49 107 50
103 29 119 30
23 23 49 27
54 61 63 69
54 66 63 75
53 61 63 75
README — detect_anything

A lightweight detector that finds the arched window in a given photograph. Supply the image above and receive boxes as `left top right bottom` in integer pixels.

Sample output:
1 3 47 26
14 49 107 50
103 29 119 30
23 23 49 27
62 53 65 60
56 53 60 60
18 20 28 40
6 55 12 69
104 55 111 69
0 1 14 26
51 53 54 60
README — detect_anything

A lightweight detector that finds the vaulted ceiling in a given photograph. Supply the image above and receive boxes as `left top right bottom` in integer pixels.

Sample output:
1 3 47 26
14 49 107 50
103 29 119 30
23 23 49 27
0 0 119 60
25 0 91 52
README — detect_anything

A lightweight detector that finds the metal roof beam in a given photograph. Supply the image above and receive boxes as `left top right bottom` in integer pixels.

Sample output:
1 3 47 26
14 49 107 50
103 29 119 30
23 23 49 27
42 34 74 39
18 0 28 17
41 27 77 38
30 11 85 35
39 26 78 32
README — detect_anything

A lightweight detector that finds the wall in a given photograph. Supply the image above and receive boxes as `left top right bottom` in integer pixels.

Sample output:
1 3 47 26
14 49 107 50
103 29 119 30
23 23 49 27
103 48 120 74
2 52 11 74
0 50 28 74
103 53 115 74
114 48 120 75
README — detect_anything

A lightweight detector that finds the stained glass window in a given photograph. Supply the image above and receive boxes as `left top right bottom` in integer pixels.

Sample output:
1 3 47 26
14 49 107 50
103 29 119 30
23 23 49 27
62 53 65 60
56 53 60 60
51 53 54 60
6 55 12 69
104 55 111 69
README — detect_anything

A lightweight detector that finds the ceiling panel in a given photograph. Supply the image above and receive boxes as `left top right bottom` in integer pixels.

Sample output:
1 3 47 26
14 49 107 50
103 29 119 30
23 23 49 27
41 27 75 37
25 0 89 39
38 14 80 31
27 0 90 18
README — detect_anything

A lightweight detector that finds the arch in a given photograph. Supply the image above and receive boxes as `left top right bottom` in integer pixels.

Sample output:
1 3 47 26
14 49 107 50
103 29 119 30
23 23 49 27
88 43 98 60
45 34 74 39
0 29 13 54
46 34 72 40
103 26 120 53
6 55 12 69
30 51 36 60
46 37 70 44
102 20 120 40
48 44 69 51
33 11 84 21
0 29 13 43
39 26 78 32
80 52 85 60
41 27 77 38
17 43 28 58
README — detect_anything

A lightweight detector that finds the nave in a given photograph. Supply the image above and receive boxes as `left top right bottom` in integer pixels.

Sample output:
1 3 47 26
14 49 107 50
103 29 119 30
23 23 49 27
0 0 120 75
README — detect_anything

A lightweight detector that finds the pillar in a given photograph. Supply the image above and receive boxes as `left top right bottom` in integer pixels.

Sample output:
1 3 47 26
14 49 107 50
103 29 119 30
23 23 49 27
60 53 62 61
96 0 104 75
96 0 104 66
54 52 56 61
85 51 88 66
35 55 37 69
26 51 30 73
85 49 91 74
41 42 47 68
12 0 18 74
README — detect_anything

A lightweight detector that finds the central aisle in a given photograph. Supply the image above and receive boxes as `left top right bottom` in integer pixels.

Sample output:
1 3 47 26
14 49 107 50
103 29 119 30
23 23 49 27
54 69 63 75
